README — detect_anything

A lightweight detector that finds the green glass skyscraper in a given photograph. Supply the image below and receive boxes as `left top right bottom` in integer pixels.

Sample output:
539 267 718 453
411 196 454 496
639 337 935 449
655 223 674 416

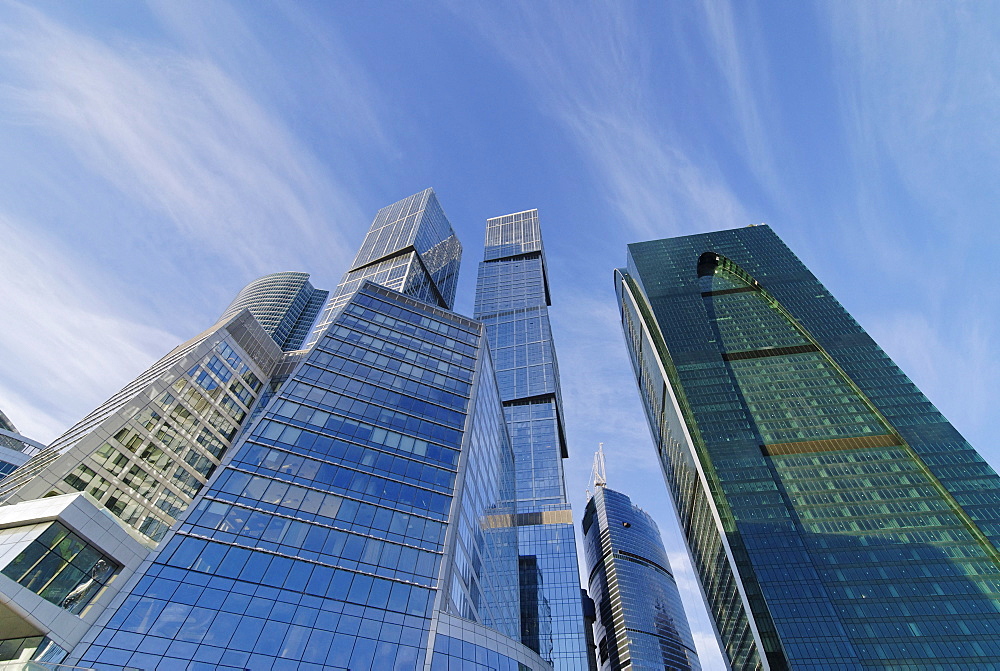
615 225 1000 670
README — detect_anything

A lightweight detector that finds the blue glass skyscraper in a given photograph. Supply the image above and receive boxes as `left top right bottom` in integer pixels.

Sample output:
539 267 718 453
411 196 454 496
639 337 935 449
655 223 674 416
583 484 700 670
54 191 547 670
474 209 590 669
306 188 461 349
616 225 1000 670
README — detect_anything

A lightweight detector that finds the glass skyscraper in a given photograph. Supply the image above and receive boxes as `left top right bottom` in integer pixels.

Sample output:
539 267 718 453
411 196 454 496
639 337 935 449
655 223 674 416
0 266 337 544
0 275 320 664
219 271 329 352
583 485 700 671
0 308 283 544
306 188 461 349
474 209 590 669
17 189 549 671
615 225 1000 670
0 409 44 481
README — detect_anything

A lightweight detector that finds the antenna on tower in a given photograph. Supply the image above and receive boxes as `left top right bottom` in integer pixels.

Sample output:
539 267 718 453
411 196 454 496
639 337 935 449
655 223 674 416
586 443 608 499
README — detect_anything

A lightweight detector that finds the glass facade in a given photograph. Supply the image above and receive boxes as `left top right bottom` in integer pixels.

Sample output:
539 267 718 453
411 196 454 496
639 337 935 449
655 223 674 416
583 486 700 670
474 209 590 669
0 410 41 482
0 458 20 480
0 636 67 664
616 225 1000 670
219 271 329 352
73 281 530 671
0 409 16 433
0 311 280 544
0 440 30 481
432 635 532 671
307 188 462 349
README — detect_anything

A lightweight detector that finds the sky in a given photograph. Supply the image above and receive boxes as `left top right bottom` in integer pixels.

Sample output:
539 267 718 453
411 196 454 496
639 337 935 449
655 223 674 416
1 1 998 666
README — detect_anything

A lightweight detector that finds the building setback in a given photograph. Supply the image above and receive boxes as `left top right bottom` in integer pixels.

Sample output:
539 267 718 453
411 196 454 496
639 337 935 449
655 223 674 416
615 225 1000 670
473 209 591 669
583 483 700 671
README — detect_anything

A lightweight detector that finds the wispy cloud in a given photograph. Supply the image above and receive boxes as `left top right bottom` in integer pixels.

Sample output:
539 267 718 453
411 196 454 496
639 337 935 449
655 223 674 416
696 0 788 209
819 3 1000 450
826 4 1000 253
146 0 390 153
667 549 726 668
554 294 657 473
0 214 179 442
867 308 995 442
0 2 366 277
0 1 391 441
447 1 751 239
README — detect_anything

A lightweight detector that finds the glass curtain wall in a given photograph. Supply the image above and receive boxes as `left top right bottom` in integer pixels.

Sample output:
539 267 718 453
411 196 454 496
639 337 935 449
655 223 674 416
474 209 590 669
75 283 494 671
616 225 1000 670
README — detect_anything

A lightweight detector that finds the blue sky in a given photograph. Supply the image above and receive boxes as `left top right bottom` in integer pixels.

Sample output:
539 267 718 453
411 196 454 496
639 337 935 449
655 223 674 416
1 2 998 665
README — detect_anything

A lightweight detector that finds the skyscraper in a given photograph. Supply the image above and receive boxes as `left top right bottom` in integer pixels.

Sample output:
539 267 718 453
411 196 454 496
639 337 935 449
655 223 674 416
615 225 1000 670
0 409 45 481
582 450 700 670
0 276 327 664
219 271 329 352
474 209 590 668
53 190 547 670
306 188 461 350
0 308 283 543
0 269 334 545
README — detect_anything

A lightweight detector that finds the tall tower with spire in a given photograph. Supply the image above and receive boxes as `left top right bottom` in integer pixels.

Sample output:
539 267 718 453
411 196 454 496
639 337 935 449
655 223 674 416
583 445 700 670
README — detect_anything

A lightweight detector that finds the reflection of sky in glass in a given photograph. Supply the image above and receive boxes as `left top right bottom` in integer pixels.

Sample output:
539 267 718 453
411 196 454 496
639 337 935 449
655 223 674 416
474 210 589 669
308 189 462 350
77 283 503 670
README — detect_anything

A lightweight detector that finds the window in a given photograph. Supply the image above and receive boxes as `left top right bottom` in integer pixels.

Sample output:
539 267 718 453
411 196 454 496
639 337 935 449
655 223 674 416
1 522 119 615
